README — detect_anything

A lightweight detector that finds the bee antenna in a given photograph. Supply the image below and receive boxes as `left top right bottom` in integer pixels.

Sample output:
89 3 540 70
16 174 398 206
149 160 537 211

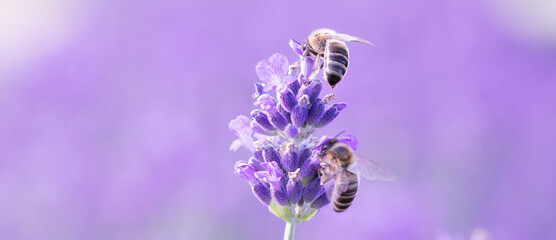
333 131 346 139
292 39 302 45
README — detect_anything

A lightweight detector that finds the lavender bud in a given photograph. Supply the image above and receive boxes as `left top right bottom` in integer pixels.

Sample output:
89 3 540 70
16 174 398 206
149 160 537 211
297 197 305 206
281 150 299 172
301 57 315 81
285 124 298 138
314 103 347 128
299 154 319 178
303 177 325 203
267 107 288 130
288 79 301 96
250 120 273 135
272 188 289 206
251 110 276 131
248 157 264 171
263 146 281 165
278 104 291 123
252 183 272 206
287 179 303 205
298 79 322 103
309 191 330 209
306 98 325 126
297 148 311 167
279 89 297 112
291 102 308 128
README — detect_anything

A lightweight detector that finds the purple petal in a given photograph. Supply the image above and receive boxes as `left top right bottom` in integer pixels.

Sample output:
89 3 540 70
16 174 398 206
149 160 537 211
337 134 358 151
253 83 266 98
254 94 277 110
248 157 264 171
256 161 283 190
228 115 254 151
255 53 291 91
289 39 303 56
235 161 259 185
253 149 264 161
268 53 288 77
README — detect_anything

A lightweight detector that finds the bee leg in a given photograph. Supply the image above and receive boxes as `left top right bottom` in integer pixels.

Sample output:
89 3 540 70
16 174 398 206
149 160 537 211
323 87 336 102
307 56 322 82
288 58 303 74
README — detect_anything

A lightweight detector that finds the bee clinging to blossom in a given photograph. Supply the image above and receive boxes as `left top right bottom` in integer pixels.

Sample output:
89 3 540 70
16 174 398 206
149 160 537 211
317 136 395 212
292 28 372 98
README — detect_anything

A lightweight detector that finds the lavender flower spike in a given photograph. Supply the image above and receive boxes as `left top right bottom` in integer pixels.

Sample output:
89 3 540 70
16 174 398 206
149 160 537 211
229 32 377 240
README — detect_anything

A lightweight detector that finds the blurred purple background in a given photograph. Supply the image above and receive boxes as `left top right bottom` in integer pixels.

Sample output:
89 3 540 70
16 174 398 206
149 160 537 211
1 0 556 239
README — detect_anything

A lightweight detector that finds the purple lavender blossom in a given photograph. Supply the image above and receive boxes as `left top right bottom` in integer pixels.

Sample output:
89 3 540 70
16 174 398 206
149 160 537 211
229 38 358 226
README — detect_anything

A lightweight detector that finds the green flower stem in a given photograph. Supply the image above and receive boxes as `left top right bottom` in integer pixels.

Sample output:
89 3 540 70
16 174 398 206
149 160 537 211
283 221 296 240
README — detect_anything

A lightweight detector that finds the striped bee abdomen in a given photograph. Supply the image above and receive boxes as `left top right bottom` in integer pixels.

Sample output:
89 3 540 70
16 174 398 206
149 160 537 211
324 40 350 88
332 171 359 212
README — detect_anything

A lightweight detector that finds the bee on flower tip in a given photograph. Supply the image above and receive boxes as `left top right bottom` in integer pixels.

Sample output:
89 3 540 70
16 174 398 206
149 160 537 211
317 138 395 212
293 28 372 98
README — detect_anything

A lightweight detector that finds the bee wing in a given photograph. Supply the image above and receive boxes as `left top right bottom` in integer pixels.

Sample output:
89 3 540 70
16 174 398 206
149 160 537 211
348 154 396 181
321 33 374 46
324 173 350 201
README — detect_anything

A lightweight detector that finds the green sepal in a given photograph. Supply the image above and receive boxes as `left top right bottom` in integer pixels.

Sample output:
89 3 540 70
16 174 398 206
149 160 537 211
300 176 314 188
297 208 318 222
268 200 292 222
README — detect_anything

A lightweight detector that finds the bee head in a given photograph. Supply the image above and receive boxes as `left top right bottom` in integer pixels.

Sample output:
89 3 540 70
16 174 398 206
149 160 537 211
320 139 338 153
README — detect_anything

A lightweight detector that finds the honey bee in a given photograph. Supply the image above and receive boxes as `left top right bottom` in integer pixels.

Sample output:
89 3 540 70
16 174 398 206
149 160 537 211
293 28 372 98
317 138 395 212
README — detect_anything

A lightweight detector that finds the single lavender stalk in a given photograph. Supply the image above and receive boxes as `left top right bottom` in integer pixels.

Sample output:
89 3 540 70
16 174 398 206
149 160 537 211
229 39 354 239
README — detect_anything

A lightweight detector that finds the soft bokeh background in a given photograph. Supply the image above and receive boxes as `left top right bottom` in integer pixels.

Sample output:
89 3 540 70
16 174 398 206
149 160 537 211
1 0 555 239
